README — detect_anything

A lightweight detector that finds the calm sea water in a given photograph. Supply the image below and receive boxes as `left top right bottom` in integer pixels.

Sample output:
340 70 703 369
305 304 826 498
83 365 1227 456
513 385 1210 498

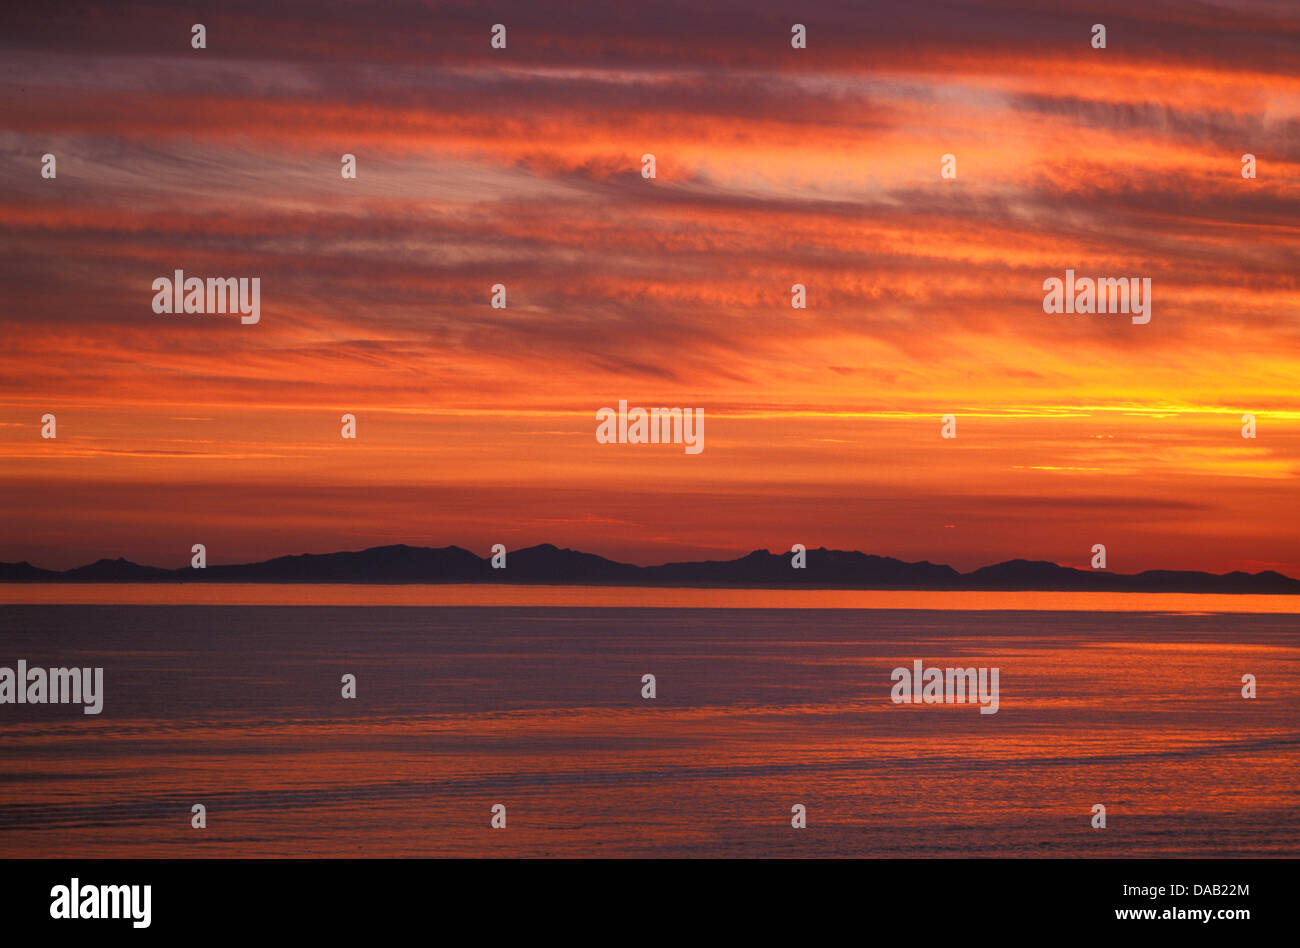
1 598 1297 857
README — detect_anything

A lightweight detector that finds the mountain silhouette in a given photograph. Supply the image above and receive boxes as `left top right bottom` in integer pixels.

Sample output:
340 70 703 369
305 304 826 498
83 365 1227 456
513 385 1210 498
2 544 1297 593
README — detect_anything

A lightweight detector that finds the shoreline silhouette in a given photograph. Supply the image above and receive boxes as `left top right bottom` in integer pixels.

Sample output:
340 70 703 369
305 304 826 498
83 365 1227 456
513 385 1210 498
3 544 1297 593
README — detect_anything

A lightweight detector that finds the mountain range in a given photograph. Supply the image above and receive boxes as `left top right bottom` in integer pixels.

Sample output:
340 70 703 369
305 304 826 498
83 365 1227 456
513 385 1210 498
1 544 1297 593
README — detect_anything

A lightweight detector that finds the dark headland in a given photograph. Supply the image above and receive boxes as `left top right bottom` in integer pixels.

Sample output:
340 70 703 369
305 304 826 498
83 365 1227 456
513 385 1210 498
1 545 1297 593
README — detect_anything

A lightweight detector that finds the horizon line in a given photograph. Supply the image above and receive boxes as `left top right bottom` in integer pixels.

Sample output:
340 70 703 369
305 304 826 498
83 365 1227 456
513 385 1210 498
4 541 1297 589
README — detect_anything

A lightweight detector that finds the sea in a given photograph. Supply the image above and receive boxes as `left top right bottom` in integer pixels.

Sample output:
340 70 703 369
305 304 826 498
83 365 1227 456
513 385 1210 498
1 586 1296 857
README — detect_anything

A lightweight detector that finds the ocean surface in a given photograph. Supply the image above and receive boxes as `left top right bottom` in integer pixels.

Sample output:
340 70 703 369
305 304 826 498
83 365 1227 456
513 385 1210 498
1 592 1297 857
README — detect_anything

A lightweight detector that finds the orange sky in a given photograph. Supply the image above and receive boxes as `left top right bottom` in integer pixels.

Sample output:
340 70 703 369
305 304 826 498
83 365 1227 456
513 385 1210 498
2 1 1298 573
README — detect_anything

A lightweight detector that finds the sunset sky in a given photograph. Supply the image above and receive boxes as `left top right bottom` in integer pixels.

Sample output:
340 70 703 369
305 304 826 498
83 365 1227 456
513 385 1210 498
2 0 1298 573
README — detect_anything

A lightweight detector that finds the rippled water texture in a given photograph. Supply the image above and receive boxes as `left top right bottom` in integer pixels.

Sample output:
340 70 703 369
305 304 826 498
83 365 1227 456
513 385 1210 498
1 602 1296 857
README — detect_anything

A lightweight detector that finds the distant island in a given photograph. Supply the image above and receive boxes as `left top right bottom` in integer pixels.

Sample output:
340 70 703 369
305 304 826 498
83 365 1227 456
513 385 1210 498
2 544 1297 593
